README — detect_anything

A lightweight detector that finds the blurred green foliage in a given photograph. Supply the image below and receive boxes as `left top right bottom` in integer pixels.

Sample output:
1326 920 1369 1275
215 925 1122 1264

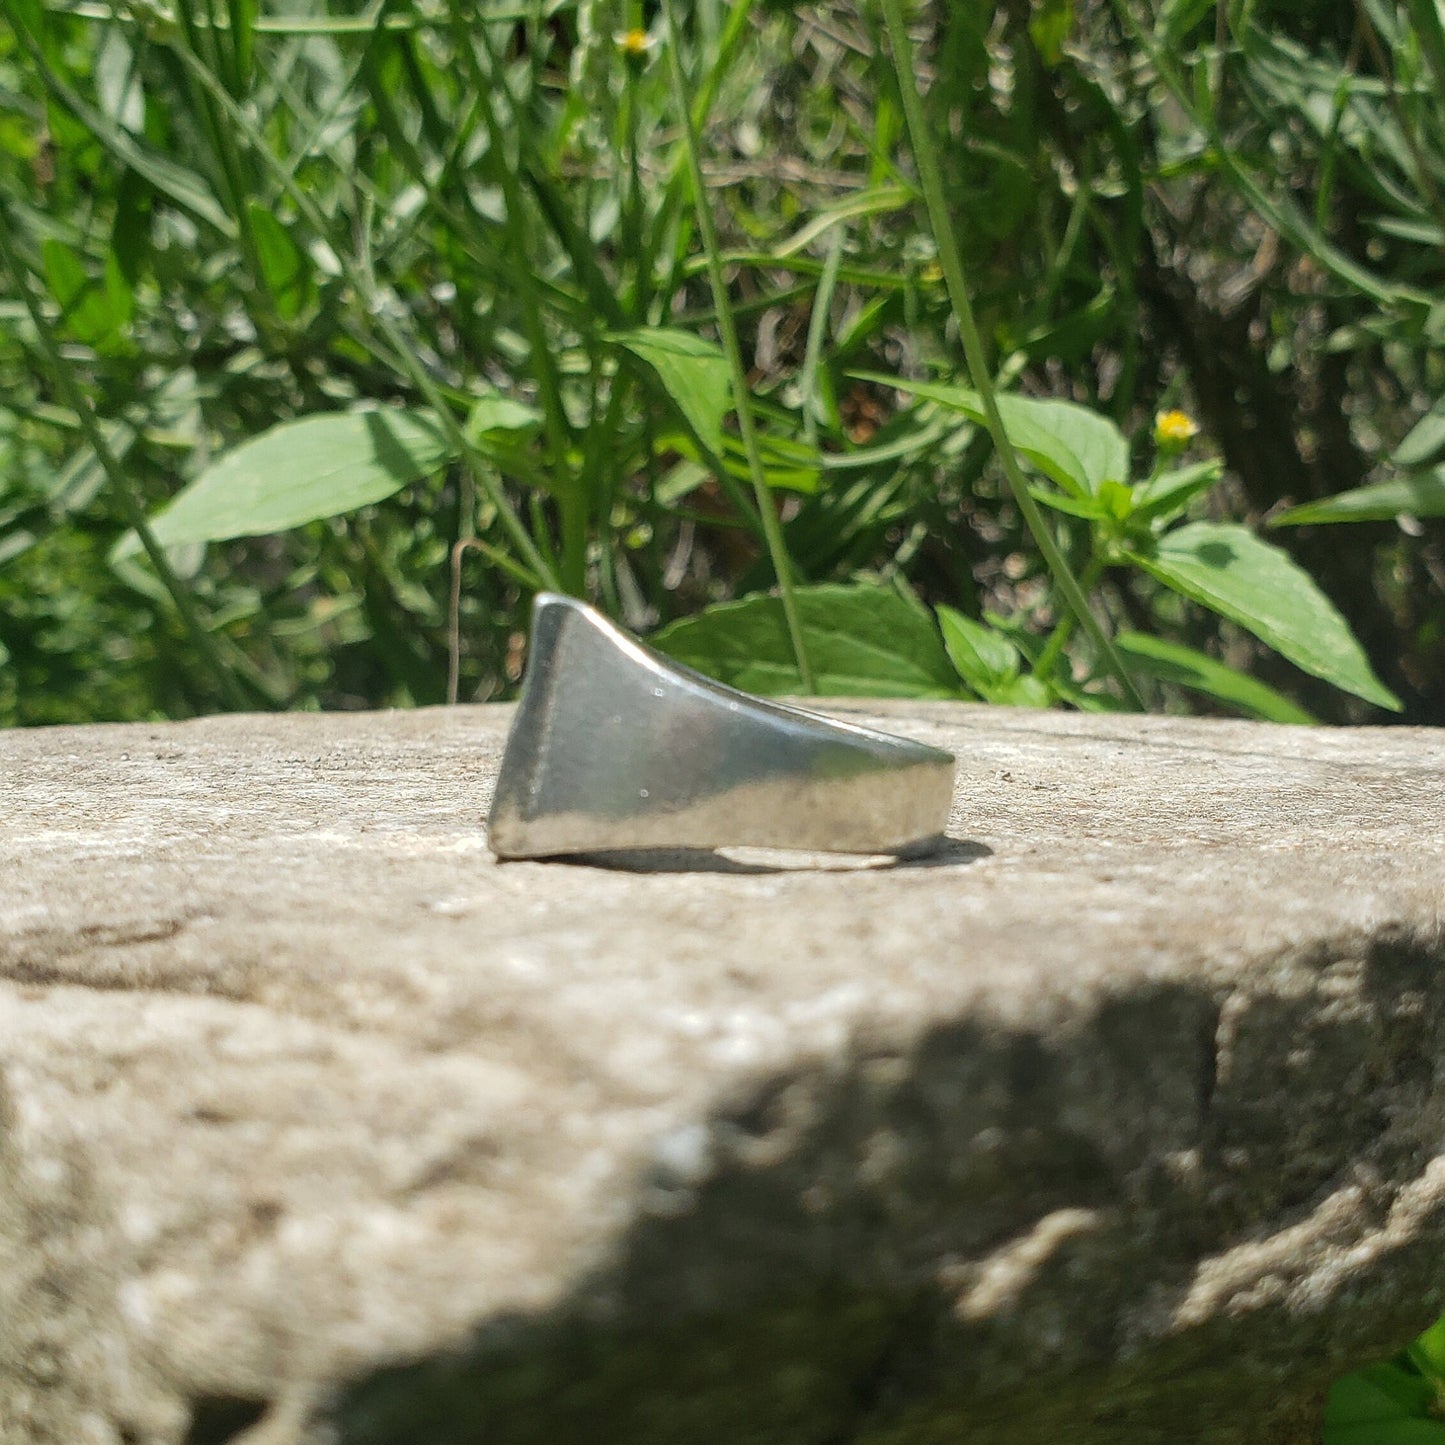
0 0 1441 729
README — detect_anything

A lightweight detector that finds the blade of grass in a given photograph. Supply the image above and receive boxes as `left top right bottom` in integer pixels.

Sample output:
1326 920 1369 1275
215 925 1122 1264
877 0 1143 708
660 0 814 691
800 230 845 450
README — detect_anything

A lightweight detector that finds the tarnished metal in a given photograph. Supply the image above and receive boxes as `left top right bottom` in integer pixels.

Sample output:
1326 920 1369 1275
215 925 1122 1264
487 594 956 860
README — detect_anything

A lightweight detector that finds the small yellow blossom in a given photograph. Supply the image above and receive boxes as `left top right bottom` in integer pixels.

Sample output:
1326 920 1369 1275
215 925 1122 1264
616 27 656 59
1154 409 1200 448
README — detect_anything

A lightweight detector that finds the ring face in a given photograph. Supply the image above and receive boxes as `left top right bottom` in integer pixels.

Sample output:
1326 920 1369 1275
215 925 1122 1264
486 595 957 860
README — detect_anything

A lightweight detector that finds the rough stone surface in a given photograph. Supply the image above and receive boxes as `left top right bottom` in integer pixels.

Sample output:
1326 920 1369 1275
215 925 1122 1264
1 703 1443 1445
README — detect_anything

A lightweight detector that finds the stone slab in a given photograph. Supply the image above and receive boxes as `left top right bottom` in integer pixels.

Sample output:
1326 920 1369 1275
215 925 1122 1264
1 703 1443 1444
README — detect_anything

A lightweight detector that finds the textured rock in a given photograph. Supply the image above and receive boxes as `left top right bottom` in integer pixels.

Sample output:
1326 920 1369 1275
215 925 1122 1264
0 703 1443 1445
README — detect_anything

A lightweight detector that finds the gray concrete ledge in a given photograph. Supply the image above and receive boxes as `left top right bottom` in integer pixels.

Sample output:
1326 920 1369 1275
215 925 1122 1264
1 704 1443 1444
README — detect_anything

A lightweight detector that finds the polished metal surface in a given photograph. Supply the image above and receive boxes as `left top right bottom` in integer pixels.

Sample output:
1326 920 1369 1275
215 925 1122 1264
487 594 957 860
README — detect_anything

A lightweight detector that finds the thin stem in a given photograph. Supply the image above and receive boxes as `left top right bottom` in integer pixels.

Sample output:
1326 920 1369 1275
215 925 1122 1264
1034 552 1107 682
660 0 814 691
878 0 1143 708
0 202 249 711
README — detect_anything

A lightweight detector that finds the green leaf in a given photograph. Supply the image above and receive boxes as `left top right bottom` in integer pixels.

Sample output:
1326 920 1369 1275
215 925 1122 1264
1029 0 1074 65
0 528 39 569
655 454 711 505
1115 631 1318 724
1393 402 1445 469
936 605 1019 689
464 393 543 444
1412 1315 1445 1382
1131 522 1401 710
1050 677 1134 713
1327 1423 1445 1445
1098 478 1134 522
1326 1363 1445 1443
1030 486 1108 521
94 25 145 134
1271 471 1445 525
1132 460 1224 524
111 409 456 561
652 584 962 697
856 373 1130 496
994 674 1053 708
613 328 731 459
723 430 822 495
247 203 314 321
42 240 131 349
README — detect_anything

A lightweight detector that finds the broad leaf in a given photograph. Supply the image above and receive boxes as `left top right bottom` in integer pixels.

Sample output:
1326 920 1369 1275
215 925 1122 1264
936 605 1019 690
652 584 962 697
1115 631 1318 724
993 675 1053 708
112 409 456 561
613 328 731 459
1131 522 1400 710
857 373 1130 496
1271 471 1445 525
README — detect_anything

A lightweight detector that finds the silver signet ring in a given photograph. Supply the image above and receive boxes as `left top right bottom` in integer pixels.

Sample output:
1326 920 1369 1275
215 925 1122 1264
486 594 956 860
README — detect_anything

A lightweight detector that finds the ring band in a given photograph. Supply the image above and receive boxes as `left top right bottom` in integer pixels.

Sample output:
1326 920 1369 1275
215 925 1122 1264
487 595 957 860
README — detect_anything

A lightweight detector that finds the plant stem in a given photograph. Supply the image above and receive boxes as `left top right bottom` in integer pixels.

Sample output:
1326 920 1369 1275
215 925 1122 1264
660 0 814 691
1035 552 1107 682
0 202 250 711
878 0 1143 708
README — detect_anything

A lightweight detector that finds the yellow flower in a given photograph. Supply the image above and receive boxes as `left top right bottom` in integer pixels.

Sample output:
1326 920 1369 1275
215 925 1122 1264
616 27 656 59
1154 409 1200 447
